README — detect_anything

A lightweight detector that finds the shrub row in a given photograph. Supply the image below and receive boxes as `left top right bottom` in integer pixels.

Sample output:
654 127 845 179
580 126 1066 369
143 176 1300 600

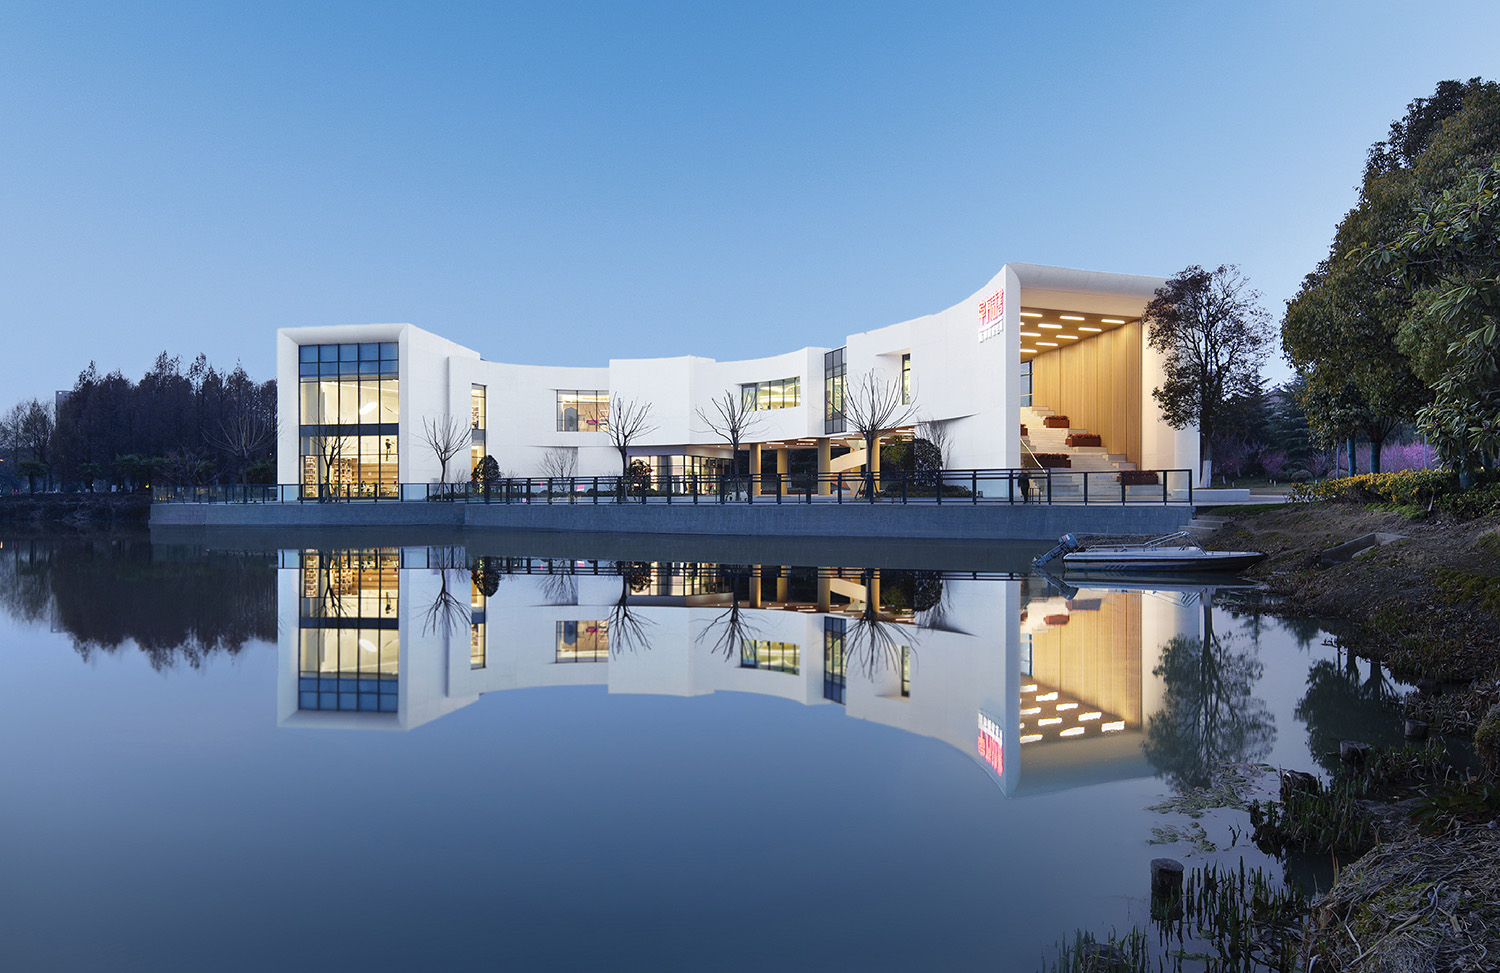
1289 470 1500 518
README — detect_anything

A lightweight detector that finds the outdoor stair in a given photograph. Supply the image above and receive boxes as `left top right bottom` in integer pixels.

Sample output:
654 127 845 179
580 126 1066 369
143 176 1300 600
1020 405 1157 499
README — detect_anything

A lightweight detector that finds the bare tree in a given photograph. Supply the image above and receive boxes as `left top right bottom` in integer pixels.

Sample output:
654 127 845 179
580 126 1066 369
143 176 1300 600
538 446 578 479
696 389 765 498
607 562 655 654
309 433 350 500
421 546 472 636
605 395 658 480
695 565 762 660
842 371 917 500
207 412 278 485
420 414 471 483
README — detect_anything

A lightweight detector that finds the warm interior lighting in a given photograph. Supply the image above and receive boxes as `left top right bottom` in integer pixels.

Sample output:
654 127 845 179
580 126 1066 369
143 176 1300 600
1101 318 1125 324
359 402 377 415
359 638 377 652
1020 734 1043 744
1038 717 1062 726
1019 312 1042 318
1079 326 1102 333
1039 323 1063 329
1035 692 1057 701
1102 721 1125 732
1021 706 1041 716
1037 341 1058 348
1078 712 1102 721
1059 727 1085 737
1060 315 1085 321
1021 348 1037 354
1020 330 1042 337
1020 684 1037 693
1058 334 1078 340
1055 702 1077 711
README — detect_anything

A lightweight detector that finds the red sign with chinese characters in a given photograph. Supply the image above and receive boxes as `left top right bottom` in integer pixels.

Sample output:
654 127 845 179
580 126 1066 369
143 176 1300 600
977 712 1003 776
978 290 1004 342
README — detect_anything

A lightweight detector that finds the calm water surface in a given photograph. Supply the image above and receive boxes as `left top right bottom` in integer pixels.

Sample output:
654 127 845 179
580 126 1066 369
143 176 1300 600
0 534 1405 971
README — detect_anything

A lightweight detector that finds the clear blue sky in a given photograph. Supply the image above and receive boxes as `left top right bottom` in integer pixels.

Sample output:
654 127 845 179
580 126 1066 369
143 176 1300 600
4 0 1499 404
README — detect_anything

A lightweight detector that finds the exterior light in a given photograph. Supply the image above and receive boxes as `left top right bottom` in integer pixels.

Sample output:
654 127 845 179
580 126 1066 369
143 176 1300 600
1101 318 1125 324
1079 326 1102 333
1060 315 1085 321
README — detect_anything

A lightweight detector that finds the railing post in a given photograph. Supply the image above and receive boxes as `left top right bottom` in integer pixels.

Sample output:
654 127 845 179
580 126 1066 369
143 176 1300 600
837 472 843 504
1046 469 1053 504
776 474 782 504
1083 471 1089 504
593 476 598 503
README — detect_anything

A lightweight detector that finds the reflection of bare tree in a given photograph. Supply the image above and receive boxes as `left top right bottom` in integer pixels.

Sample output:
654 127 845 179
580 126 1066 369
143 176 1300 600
538 561 578 606
695 565 762 660
844 568 918 679
1143 595 1275 792
421 546 470 636
607 563 655 654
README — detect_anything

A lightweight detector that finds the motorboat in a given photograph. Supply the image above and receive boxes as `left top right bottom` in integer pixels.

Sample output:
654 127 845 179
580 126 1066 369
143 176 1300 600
1032 531 1266 575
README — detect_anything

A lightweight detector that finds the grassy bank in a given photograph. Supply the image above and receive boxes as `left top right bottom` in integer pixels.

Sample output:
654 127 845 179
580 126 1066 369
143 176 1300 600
0 492 152 527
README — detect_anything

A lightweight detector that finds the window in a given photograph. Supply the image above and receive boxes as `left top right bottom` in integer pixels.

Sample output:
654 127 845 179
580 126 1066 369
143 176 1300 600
901 354 911 405
823 617 846 703
556 620 609 661
823 348 846 434
298 343 399 498
557 390 609 432
740 377 800 411
471 385 487 479
470 575 487 670
901 645 911 697
740 640 800 674
1020 360 1032 408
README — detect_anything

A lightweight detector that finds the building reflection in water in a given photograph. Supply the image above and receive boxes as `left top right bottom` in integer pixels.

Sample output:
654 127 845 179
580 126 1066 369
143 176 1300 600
278 549 1219 795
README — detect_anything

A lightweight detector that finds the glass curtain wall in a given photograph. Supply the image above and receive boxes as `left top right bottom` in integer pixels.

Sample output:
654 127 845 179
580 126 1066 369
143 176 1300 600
556 391 609 432
298 343 399 498
740 377 800 411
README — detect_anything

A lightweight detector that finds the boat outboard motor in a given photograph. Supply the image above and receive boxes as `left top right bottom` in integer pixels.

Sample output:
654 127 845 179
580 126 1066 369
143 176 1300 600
1032 533 1079 567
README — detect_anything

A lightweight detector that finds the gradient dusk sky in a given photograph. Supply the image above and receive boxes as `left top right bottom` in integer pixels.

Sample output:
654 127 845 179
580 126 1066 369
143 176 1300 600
4 1 1500 403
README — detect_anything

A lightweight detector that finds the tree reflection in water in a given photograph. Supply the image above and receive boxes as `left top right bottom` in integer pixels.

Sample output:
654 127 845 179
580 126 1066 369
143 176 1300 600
607 561 655 655
1143 593 1275 792
0 534 276 669
695 565 762 661
1296 654 1403 775
845 568 919 679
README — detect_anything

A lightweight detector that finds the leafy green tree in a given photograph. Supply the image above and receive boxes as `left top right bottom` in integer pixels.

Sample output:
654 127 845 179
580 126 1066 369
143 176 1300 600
1144 265 1273 485
1377 159 1500 469
1286 79 1500 473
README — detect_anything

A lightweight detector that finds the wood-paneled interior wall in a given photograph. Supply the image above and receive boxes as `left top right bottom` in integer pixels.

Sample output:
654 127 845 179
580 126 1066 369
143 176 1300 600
1031 323 1143 465
1028 592 1142 726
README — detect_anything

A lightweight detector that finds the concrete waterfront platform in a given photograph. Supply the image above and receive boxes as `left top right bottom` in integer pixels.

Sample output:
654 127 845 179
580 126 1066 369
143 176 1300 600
150 498 1194 541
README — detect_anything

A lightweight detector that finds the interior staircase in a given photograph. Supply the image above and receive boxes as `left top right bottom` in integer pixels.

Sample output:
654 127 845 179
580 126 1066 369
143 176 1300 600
1020 406 1153 500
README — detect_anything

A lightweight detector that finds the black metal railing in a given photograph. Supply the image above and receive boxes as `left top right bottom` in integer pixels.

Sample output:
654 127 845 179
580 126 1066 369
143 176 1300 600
153 468 1193 506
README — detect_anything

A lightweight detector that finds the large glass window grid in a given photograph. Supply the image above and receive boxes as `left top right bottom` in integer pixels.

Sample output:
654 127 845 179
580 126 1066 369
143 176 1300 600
298 550 400 713
823 617 847 703
824 348 847 434
901 354 911 405
740 640 800 674
298 343 399 498
556 620 609 661
1020 360 1032 408
635 455 730 494
740 377 800 411
557 390 609 432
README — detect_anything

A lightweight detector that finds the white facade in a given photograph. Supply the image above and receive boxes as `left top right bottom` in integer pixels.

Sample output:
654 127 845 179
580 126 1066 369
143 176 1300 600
277 263 1197 489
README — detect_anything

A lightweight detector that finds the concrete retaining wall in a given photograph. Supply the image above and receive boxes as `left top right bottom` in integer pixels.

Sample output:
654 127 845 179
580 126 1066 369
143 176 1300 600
151 499 1193 540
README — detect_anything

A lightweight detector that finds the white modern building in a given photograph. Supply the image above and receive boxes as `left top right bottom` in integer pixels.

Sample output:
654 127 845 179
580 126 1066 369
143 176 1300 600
276 263 1200 498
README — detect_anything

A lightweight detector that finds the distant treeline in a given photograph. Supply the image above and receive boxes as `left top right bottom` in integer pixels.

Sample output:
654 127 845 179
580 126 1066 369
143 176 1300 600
1 352 275 492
